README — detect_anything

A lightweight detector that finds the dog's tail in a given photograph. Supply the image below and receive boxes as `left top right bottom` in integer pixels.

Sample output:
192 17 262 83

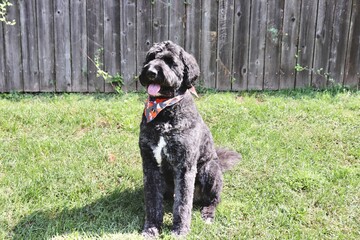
216 147 242 172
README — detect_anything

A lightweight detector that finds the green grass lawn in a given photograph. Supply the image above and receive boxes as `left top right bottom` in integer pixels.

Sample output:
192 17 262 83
0 89 359 239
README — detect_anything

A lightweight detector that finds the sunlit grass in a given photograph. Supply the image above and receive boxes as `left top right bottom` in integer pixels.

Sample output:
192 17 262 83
0 89 359 239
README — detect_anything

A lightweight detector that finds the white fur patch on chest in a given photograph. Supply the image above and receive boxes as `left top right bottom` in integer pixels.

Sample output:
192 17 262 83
153 136 167 167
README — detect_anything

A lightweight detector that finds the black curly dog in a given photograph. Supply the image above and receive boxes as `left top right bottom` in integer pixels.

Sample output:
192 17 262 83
139 41 241 237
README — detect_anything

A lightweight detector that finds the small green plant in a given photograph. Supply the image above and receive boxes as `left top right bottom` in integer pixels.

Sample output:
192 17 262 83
294 63 306 72
88 49 124 94
0 0 16 25
294 51 334 83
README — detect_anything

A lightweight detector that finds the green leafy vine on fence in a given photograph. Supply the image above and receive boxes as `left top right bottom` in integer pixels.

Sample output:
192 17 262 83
0 0 16 25
294 51 335 84
88 48 124 94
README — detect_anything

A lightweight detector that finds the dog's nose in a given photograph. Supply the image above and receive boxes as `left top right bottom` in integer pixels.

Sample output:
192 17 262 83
146 67 157 80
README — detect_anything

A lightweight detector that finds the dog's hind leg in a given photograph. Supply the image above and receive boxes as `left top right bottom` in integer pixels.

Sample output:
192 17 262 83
197 159 223 223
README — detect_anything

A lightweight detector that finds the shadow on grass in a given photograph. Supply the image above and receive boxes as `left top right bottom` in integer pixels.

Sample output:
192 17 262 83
12 188 144 239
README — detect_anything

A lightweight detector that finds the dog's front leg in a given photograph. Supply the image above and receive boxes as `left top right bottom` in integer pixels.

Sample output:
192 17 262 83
172 166 196 236
142 160 165 237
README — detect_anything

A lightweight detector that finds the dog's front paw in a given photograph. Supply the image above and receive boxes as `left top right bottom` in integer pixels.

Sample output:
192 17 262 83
142 227 160 239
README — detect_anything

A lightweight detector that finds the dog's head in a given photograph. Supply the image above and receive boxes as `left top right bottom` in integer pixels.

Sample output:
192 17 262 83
139 41 200 97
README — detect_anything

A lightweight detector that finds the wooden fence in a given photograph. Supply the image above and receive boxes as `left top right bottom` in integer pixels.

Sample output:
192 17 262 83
0 0 359 93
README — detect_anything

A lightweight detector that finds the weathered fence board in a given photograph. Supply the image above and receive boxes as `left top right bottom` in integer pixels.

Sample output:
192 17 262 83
313 0 336 88
37 0 55 92
280 0 301 89
19 0 39 92
248 0 268 90
104 0 121 92
120 0 137 91
345 0 360 88
168 0 185 46
70 0 87 92
216 0 234 90
329 0 352 86
185 0 201 71
152 0 169 43
200 0 218 88
54 0 71 92
232 1 250 91
87 0 104 92
264 0 285 90
295 0 318 88
136 0 153 86
4 2 22 91
0 23 5 92
1 0 359 92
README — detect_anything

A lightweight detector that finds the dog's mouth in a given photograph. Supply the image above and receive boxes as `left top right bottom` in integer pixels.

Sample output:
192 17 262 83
147 83 161 96
147 84 175 98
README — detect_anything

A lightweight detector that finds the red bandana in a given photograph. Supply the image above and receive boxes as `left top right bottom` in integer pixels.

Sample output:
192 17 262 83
144 95 184 123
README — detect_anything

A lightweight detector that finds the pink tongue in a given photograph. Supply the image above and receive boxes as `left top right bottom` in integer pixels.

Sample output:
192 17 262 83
147 84 161 96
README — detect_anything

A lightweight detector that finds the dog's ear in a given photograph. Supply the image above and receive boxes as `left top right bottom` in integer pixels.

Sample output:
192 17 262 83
180 50 200 88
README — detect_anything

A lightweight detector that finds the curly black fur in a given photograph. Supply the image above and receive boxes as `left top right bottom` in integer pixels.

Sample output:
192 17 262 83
138 41 241 237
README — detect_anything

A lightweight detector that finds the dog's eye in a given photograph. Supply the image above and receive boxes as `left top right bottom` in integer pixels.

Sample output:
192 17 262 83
146 53 156 62
163 56 174 66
